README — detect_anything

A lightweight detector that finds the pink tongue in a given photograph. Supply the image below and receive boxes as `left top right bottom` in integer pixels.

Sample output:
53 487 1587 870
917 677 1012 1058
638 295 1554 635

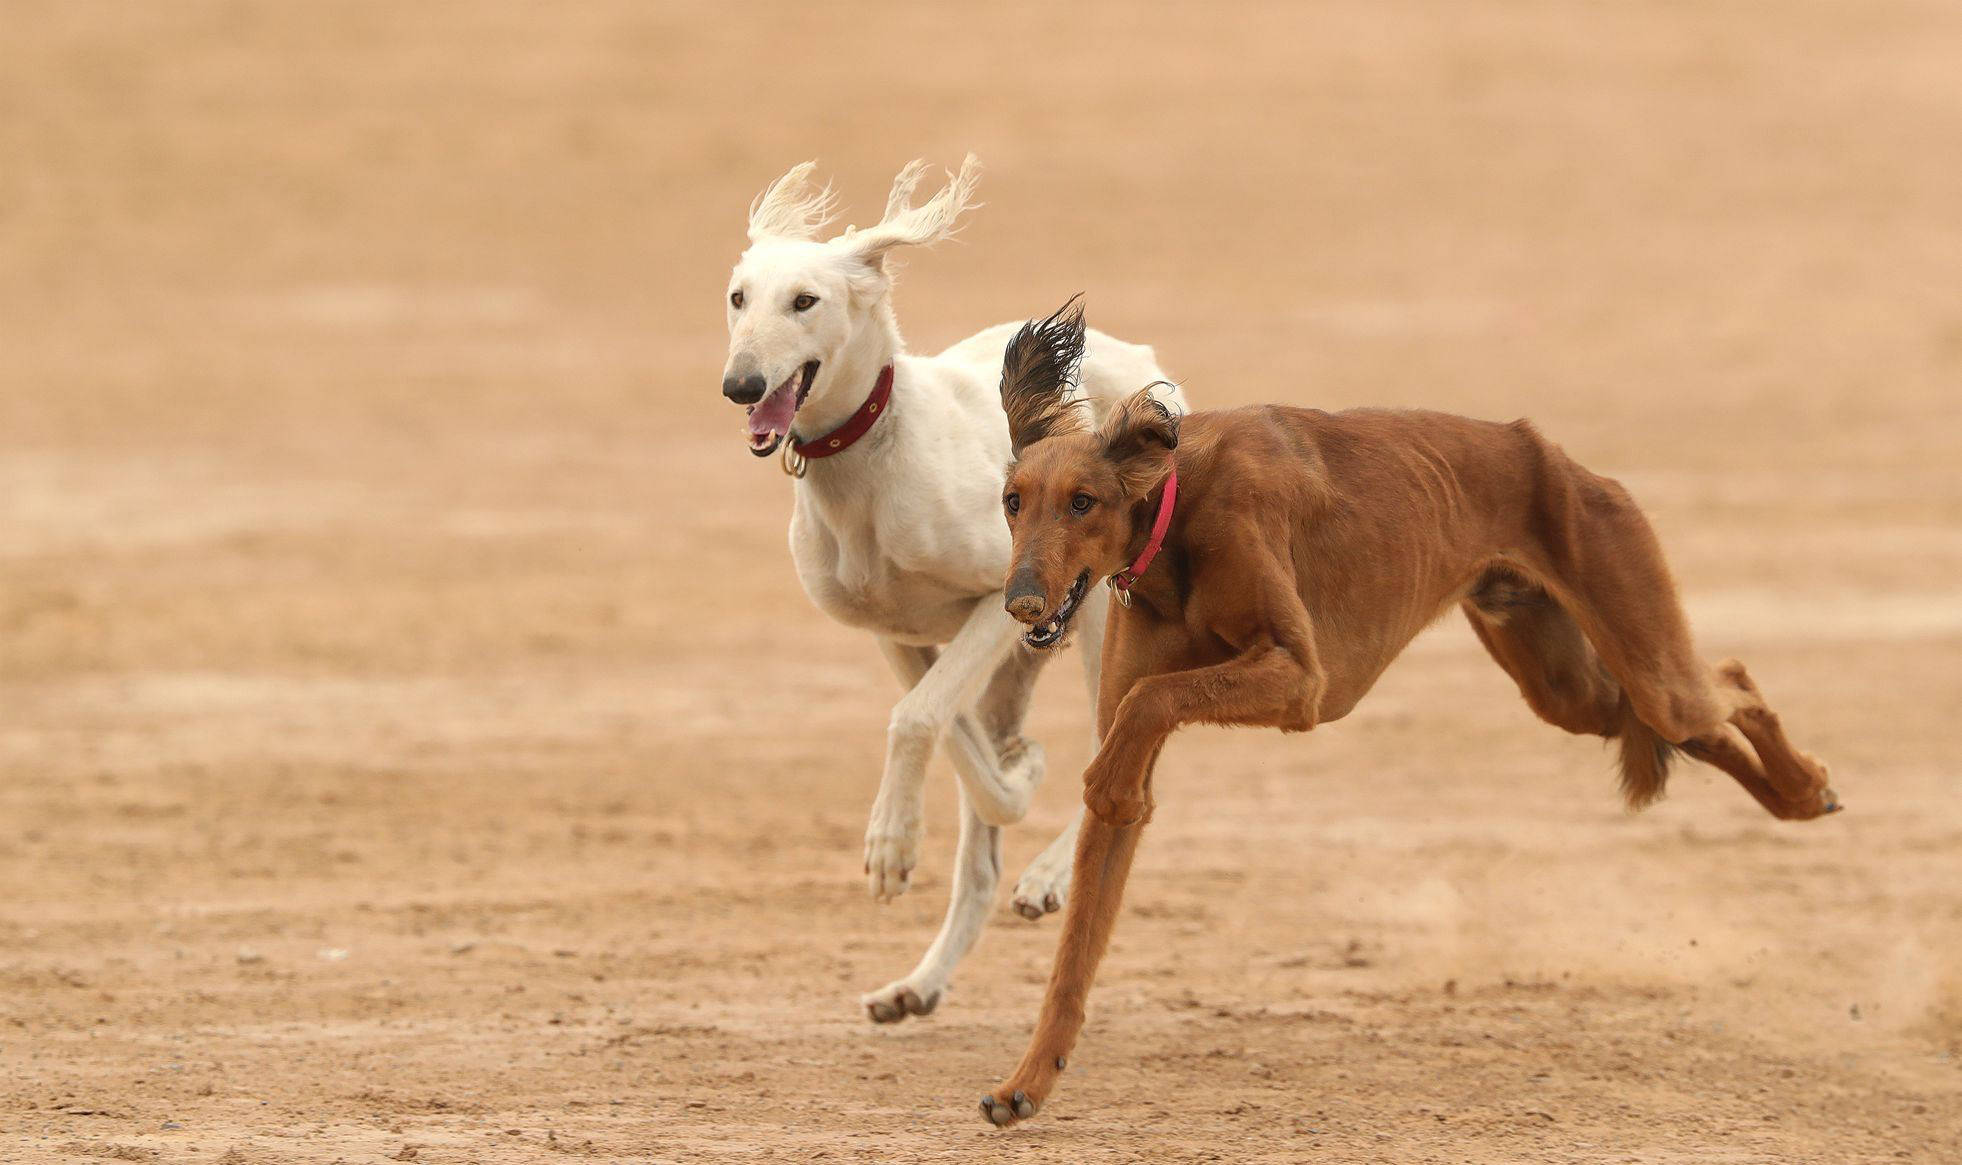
746 375 799 441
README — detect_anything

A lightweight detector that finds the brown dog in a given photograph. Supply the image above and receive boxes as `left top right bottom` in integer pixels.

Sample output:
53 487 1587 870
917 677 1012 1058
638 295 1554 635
976 301 1840 1128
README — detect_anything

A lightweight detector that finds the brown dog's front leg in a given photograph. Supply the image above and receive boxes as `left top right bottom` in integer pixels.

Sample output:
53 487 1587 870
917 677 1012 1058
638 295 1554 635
1082 741 1161 827
979 810 1146 1127
1082 643 1321 827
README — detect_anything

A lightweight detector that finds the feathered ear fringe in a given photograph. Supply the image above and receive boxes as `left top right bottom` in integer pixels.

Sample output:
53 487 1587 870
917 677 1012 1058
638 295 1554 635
1000 296 1090 457
1099 384 1180 498
841 154 982 266
747 161 841 243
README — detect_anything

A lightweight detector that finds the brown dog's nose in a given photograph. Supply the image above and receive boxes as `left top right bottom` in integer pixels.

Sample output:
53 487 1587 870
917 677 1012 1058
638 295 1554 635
1005 569 1047 624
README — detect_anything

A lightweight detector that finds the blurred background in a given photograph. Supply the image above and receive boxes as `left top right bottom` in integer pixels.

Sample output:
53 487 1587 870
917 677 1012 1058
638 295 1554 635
3 3 1958 1161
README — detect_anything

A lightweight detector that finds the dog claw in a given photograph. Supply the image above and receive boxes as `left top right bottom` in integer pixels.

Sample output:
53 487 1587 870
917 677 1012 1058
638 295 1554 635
863 812 924 902
984 1098 1015 1127
1013 1091 1034 1119
1011 888 1065 922
863 982 940 1023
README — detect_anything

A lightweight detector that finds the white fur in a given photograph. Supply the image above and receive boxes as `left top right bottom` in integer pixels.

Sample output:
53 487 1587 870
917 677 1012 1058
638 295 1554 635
724 158 1187 1021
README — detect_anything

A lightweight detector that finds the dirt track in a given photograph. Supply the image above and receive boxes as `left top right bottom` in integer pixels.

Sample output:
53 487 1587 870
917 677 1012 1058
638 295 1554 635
3 3 1960 1162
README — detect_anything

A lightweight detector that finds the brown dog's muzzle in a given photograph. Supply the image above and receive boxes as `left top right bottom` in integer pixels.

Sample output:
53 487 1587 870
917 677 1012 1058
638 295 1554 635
1005 568 1048 624
1006 569 1090 650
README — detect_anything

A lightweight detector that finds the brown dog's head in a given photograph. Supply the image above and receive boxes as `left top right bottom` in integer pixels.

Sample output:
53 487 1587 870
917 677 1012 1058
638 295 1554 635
998 299 1179 649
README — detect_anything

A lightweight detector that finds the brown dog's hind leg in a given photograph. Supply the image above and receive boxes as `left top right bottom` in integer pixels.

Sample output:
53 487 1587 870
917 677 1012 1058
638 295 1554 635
1699 660 1839 818
1678 723 1800 817
1463 578 1682 808
1506 496 1840 820
1496 452 1839 821
1464 577 1622 739
980 805 1150 1128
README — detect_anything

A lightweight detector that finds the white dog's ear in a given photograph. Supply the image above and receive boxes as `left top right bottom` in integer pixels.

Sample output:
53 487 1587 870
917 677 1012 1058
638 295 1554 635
747 161 840 243
839 155 982 271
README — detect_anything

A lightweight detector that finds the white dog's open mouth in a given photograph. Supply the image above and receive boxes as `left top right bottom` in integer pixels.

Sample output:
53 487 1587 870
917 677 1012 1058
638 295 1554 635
1023 571 1090 650
746 360 820 457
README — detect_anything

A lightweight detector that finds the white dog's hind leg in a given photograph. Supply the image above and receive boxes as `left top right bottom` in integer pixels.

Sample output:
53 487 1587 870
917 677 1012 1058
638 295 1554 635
860 787 1000 1023
1010 588 1109 920
867 602 1031 902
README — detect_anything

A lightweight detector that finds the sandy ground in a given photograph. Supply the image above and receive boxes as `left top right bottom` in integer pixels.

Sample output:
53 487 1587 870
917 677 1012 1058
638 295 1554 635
3 2 1961 1161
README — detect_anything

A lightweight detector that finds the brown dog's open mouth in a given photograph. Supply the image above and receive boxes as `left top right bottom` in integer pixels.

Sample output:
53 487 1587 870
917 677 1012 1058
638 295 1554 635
1023 571 1090 650
745 360 820 457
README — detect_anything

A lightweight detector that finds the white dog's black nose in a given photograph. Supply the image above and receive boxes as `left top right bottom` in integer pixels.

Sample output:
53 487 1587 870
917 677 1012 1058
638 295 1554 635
723 372 767 404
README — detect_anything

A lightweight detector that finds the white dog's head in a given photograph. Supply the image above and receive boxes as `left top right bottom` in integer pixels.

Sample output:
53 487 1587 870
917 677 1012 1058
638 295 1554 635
723 157 980 456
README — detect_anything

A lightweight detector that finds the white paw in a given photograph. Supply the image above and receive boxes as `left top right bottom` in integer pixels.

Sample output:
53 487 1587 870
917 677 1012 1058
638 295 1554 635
861 977 944 1024
998 737 1046 793
863 808 924 902
1009 848 1071 921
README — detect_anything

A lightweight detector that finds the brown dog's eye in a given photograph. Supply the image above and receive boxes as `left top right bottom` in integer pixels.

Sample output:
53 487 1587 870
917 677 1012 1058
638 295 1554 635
793 293 818 312
730 290 745 309
1070 493 1095 515
1004 493 1020 516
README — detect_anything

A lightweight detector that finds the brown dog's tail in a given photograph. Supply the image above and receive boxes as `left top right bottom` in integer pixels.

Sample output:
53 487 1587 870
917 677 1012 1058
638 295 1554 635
1617 700 1677 810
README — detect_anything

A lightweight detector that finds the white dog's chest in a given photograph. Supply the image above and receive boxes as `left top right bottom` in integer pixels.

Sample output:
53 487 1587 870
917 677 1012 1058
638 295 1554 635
800 566 978 644
790 491 1006 645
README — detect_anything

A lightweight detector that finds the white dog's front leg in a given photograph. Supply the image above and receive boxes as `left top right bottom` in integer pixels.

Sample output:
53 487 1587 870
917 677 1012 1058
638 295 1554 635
1010 809 1082 920
1010 584 1110 920
865 598 1023 901
861 786 1001 1022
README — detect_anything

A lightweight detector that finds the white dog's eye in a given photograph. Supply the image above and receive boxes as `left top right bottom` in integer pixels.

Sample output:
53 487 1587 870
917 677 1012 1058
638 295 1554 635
793 293 818 312
730 290 745 310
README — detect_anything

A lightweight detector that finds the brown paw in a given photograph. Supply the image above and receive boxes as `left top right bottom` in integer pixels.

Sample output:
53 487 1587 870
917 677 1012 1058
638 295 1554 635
1778 782 1842 821
978 1057 1066 1128
1780 753 1840 821
978 1086 1042 1127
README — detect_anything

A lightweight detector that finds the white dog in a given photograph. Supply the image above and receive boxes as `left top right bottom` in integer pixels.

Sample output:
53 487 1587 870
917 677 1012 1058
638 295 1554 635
722 157 1186 1022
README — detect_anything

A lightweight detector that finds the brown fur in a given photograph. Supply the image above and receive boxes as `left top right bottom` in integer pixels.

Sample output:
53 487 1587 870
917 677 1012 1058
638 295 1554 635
997 295 1089 457
978 311 1840 1128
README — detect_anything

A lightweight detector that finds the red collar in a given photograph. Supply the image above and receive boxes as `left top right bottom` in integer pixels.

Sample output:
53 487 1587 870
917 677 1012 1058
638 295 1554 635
792 365 893 460
1108 470 1177 600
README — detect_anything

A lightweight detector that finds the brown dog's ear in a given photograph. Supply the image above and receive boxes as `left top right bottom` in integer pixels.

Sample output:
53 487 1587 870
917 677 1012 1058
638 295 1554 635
1099 385 1180 498
1000 296 1089 457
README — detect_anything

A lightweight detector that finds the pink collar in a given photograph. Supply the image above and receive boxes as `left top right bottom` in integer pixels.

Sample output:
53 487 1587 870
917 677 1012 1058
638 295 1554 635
1108 470 1177 600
